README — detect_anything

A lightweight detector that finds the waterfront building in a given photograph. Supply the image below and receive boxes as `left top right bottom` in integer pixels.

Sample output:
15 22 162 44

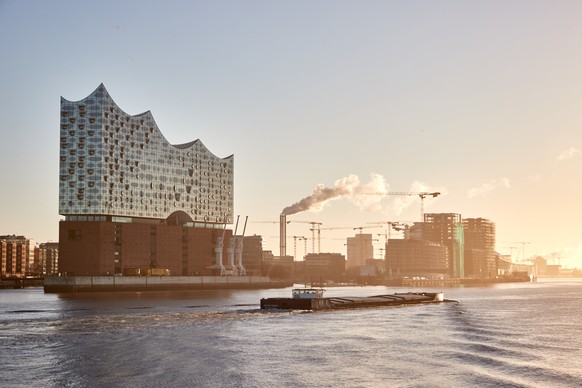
497 254 512 276
463 218 496 278
262 254 294 280
0 235 34 277
262 250 275 262
385 239 449 279
530 256 562 277
304 252 346 283
242 235 264 275
422 213 465 278
58 84 234 276
358 258 385 280
346 233 374 268
385 214 467 279
34 242 59 276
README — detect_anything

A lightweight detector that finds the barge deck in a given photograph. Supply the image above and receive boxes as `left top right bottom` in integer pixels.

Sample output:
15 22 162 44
260 289 453 311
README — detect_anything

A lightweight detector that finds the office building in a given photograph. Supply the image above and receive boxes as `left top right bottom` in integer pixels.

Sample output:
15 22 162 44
385 239 449 279
463 218 496 278
304 252 346 283
346 233 374 268
262 254 294 280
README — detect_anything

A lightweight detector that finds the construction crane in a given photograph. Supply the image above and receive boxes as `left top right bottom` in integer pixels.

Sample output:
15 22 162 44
320 226 355 232
268 234 307 252
500 246 518 260
319 226 379 253
367 221 410 242
362 191 441 220
353 225 382 234
367 221 411 251
513 241 531 262
319 226 354 251
288 220 322 253
550 252 562 266
391 222 413 239
251 219 321 254
251 220 289 224
292 236 308 259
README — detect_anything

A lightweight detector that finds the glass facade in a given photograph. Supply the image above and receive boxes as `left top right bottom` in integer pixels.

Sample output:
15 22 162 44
59 84 234 224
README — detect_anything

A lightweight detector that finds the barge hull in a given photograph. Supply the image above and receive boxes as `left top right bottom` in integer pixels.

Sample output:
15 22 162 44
260 292 447 311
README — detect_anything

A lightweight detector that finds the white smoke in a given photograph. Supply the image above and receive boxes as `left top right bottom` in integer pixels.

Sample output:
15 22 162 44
281 173 388 215
281 174 442 216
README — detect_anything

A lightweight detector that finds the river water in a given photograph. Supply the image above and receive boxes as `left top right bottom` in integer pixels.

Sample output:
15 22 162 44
1 279 582 387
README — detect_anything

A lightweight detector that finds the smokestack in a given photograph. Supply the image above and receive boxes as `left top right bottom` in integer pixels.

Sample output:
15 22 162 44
280 213 287 257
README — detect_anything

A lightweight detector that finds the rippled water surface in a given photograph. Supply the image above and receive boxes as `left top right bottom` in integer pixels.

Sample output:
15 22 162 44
2 280 582 387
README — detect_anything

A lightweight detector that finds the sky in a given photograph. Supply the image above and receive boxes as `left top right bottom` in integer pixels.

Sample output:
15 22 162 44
1 0 581 267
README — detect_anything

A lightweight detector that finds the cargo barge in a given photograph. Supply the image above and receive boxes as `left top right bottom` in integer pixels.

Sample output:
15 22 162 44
260 288 452 311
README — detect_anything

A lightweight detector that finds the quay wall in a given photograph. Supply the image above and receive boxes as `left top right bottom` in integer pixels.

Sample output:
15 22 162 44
386 276 532 287
44 275 291 293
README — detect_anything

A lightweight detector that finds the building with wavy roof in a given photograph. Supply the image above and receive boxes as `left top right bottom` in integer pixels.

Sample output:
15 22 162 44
59 83 233 223
58 85 236 276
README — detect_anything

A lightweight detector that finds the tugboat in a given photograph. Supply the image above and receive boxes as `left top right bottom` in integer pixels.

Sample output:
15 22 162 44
260 288 450 311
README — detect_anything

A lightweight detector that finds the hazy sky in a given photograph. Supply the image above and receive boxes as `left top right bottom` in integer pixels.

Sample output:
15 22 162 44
1 1 581 267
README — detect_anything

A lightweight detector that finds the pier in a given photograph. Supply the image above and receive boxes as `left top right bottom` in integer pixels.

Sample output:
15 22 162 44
0 277 44 289
44 275 291 293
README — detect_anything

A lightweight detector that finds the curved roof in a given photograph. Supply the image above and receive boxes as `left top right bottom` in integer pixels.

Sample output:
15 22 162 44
62 83 231 159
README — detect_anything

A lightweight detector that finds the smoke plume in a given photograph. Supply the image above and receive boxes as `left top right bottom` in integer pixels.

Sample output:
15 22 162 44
282 173 388 215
